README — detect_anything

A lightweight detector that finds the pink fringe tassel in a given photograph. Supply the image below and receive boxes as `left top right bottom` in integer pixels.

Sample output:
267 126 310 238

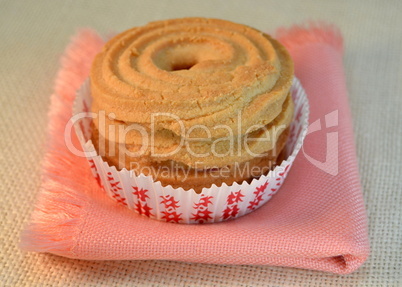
20 29 104 255
276 22 343 55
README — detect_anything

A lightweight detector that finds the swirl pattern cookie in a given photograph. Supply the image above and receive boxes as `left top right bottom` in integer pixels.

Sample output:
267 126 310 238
90 17 294 192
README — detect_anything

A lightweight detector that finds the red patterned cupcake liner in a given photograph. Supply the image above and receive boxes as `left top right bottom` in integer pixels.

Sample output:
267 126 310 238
73 78 309 223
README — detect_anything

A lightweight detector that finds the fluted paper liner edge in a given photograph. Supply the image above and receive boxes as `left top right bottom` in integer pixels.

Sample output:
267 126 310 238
72 78 309 224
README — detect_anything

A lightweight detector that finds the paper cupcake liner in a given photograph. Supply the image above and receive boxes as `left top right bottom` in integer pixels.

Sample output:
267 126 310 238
72 78 309 224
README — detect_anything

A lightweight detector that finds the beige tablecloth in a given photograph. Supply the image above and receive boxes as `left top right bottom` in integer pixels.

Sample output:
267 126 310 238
1 0 401 286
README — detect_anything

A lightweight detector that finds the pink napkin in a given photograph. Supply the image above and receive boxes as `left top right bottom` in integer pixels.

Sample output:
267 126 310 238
21 24 369 274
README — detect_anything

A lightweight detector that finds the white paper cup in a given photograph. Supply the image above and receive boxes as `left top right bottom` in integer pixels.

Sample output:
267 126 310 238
73 78 309 224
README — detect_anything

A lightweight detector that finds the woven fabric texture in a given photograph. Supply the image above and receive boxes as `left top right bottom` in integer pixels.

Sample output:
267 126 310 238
19 25 369 273
1 0 401 286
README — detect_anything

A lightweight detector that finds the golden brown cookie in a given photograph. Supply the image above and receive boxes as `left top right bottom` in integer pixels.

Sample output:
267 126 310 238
90 17 294 192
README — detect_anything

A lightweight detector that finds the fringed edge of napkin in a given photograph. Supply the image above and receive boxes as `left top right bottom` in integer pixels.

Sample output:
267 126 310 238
20 29 104 257
276 22 343 55
20 182 87 256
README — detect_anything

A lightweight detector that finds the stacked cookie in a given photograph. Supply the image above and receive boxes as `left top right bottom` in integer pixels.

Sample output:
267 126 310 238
90 17 294 192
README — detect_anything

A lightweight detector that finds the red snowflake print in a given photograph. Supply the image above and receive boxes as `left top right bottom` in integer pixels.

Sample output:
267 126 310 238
222 205 240 220
88 159 101 186
107 173 122 191
191 209 213 223
248 181 269 210
247 194 263 210
132 186 149 201
134 202 153 217
88 159 96 169
112 193 127 206
255 181 268 195
161 211 182 223
227 190 244 205
160 195 182 223
132 186 153 218
160 195 180 209
191 195 214 223
106 172 125 205
278 164 290 177
193 195 213 209
222 190 244 219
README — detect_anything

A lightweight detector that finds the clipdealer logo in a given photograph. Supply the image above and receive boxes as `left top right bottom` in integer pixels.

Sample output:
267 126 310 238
302 110 339 176
64 109 339 177
64 110 287 181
